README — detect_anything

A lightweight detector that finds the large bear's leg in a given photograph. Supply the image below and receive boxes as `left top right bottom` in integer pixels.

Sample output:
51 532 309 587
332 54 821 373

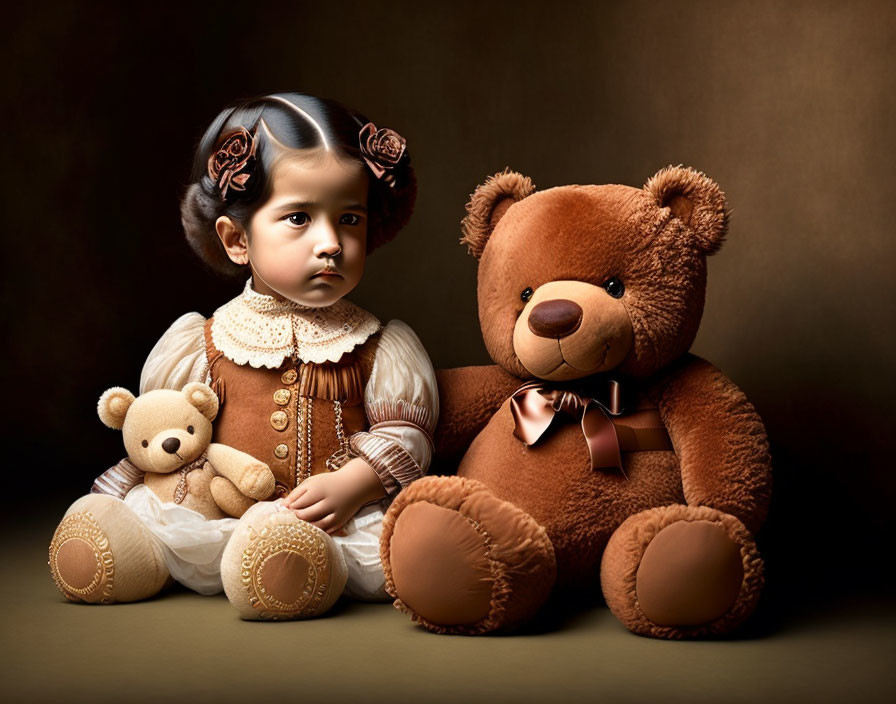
48 494 171 604
600 504 764 638
381 476 557 635
221 501 347 620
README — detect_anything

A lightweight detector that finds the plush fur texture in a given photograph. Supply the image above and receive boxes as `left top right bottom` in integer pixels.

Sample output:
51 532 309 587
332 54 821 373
644 165 728 255
382 166 772 638
460 168 536 259
433 365 522 459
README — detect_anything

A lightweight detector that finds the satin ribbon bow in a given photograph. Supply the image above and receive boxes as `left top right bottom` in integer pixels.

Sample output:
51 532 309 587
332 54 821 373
510 379 625 474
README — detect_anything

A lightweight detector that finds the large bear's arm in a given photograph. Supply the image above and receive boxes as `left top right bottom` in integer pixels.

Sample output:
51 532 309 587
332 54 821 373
657 354 772 534
434 365 523 460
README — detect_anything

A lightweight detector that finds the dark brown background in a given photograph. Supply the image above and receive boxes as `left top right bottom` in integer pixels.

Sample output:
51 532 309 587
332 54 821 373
3 0 894 634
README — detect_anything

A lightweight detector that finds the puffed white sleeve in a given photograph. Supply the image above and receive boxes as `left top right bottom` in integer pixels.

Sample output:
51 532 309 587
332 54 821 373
139 312 210 394
348 320 439 496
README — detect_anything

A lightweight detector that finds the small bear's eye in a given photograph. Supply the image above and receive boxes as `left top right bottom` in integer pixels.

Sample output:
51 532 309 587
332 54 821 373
187 425 195 435
603 277 625 299
141 440 148 448
520 287 534 302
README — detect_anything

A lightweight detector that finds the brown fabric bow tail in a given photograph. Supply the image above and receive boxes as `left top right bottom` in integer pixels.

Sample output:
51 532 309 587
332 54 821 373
510 380 626 475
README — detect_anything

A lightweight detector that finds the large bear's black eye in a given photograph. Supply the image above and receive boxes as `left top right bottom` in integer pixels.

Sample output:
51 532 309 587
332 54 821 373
603 277 625 299
520 287 533 302
141 440 148 448
187 425 195 434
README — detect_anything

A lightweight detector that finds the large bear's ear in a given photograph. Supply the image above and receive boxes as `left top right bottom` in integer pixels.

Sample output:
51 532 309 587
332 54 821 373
183 382 219 421
98 387 136 429
645 166 729 255
460 168 536 259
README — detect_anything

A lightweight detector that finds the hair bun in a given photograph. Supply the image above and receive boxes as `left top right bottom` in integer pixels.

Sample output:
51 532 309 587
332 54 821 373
180 182 245 278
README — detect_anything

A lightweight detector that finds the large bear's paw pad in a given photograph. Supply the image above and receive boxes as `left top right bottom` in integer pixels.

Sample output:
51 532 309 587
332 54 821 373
382 476 556 635
601 504 764 639
635 520 744 626
48 511 115 604
389 501 495 628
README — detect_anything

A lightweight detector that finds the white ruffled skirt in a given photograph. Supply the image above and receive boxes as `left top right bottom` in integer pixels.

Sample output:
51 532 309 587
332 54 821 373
123 485 388 600
123 484 238 595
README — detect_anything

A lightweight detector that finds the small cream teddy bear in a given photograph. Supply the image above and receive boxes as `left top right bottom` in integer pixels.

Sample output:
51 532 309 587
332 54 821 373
96 382 275 519
48 383 275 602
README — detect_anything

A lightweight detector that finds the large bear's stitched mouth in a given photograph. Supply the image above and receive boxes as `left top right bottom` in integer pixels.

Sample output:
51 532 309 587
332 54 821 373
526 340 612 379
558 340 610 373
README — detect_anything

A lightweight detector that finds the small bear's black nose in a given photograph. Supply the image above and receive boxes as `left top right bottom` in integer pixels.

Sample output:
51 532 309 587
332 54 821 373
162 437 181 454
528 299 583 338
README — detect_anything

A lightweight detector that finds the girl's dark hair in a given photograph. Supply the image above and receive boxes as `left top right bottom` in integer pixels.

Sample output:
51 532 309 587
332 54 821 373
181 92 417 278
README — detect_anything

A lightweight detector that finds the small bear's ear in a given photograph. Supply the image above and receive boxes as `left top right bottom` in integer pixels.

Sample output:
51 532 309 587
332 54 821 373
460 168 536 259
644 165 729 255
183 382 219 421
98 387 136 430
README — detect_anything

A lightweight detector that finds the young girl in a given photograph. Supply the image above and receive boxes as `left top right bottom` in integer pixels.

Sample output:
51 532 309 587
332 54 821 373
56 92 437 619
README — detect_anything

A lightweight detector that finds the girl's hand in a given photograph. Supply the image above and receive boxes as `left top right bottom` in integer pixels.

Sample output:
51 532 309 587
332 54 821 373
283 458 386 534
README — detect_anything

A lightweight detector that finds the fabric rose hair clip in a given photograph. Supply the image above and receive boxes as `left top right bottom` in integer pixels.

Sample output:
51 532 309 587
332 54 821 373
207 121 409 200
358 122 408 188
207 126 257 202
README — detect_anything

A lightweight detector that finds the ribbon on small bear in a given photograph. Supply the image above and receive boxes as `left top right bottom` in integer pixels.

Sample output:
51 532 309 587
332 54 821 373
510 379 626 475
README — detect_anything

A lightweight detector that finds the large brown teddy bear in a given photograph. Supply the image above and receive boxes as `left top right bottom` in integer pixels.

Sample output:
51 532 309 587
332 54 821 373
380 166 772 638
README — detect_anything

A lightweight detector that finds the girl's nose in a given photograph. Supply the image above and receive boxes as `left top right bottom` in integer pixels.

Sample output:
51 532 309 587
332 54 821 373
312 225 342 258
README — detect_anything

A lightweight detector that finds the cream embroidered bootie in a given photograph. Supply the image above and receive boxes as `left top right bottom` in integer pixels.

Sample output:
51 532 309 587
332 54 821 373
49 493 171 604
221 501 347 620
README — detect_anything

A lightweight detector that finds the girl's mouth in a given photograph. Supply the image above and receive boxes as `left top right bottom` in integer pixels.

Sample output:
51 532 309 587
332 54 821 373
311 269 343 279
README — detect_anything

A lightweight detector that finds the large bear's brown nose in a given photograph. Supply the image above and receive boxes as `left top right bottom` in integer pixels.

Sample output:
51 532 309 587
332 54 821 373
528 299 583 338
162 437 181 454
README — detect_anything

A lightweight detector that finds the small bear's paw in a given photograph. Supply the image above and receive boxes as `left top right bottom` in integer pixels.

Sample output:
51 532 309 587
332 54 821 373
210 476 255 518
235 462 276 500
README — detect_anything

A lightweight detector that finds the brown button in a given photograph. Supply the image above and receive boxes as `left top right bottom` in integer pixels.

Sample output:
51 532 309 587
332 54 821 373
281 369 298 384
270 410 288 431
274 444 289 459
273 389 291 406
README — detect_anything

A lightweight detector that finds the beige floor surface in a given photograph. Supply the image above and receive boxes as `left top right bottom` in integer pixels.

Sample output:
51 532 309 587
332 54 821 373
3 516 894 704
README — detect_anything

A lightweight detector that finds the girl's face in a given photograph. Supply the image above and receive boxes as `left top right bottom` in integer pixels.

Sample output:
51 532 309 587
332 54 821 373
226 149 370 308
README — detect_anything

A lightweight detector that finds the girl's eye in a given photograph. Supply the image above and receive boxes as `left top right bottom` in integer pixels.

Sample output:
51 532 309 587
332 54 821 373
520 287 534 302
286 212 310 227
340 213 361 226
603 277 625 299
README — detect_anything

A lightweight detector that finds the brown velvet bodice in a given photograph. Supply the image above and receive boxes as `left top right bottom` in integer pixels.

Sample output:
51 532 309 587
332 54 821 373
204 318 381 498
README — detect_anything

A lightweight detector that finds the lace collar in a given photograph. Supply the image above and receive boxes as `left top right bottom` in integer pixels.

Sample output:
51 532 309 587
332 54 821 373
211 278 382 368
